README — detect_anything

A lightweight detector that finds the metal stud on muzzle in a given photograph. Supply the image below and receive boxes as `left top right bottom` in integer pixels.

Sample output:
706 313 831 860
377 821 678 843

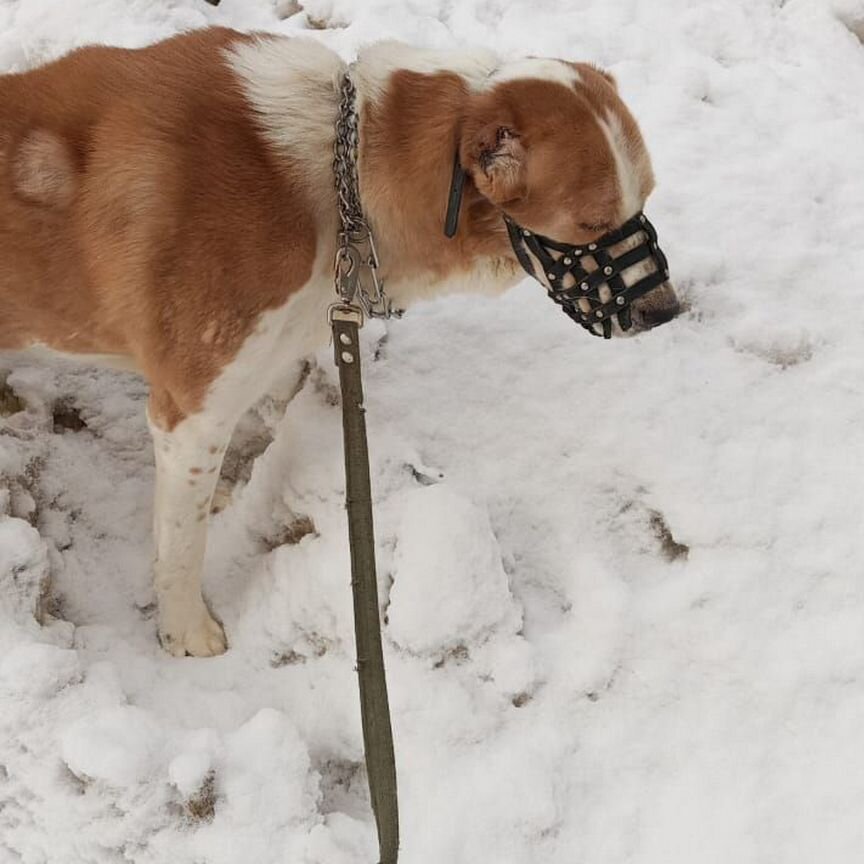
503 212 670 339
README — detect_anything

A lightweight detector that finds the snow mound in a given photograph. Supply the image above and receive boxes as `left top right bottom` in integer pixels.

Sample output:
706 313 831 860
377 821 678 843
221 708 316 825
387 486 522 656
61 705 166 788
0 642 80 700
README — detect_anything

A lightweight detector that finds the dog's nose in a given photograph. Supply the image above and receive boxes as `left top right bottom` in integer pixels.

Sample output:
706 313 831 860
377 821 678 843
639 299 680 329
631 282 681 331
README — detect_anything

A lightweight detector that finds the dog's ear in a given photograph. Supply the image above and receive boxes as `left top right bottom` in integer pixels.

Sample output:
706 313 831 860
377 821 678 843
460 120 528 207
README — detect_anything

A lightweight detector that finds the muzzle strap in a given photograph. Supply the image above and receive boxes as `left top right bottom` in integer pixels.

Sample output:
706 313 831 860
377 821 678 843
504 211 670 338
591 246 625 339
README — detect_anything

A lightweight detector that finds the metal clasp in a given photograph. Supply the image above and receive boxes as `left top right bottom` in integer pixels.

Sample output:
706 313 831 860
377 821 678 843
332 225 396 321
334 234 363 306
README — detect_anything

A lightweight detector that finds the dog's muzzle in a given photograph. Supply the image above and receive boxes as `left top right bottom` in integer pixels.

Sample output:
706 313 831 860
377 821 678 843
503 212 671 339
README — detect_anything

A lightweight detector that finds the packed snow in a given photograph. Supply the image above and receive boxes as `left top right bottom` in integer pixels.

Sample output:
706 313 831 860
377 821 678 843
2 0 864 861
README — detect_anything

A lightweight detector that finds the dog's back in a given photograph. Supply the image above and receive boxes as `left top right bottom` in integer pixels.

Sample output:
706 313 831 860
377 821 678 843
0 27 316 389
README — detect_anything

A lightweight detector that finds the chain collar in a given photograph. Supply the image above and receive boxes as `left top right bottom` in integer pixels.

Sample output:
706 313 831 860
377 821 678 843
331 70 397 324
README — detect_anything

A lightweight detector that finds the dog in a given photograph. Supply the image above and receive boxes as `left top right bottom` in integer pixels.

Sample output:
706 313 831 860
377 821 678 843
0 27 680 656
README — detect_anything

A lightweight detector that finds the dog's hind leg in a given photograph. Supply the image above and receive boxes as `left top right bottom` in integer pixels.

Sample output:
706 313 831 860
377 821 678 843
147 396 232 657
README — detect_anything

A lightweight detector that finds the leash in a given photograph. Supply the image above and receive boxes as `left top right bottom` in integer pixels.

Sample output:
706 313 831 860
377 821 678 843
331 70 399 864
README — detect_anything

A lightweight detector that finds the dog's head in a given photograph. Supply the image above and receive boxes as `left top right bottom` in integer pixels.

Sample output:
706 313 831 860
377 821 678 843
458 60 680 336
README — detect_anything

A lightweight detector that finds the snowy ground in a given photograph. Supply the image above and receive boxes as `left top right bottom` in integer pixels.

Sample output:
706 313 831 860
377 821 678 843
2 0 864 861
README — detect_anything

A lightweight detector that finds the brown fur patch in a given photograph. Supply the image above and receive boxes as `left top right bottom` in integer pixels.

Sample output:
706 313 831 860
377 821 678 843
460 77 623 244
361 69 508 282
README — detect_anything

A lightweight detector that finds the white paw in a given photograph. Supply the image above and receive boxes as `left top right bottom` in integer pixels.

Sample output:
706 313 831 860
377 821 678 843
159 603 228 658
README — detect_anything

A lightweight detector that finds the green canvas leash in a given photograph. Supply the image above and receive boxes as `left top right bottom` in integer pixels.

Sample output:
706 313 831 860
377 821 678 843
331 68 400 864
332 313 399 864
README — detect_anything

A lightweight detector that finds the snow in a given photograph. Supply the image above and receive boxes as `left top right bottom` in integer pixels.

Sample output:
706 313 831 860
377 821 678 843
1 0 864 861
386 486 522 655
0 518 49 636
62 706 166 789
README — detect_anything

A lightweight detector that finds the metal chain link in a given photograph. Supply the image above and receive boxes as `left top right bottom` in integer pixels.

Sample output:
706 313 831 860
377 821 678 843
331 71 396 323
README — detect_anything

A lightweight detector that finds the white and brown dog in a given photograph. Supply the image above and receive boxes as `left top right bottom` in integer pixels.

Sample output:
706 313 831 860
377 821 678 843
0 28 679 656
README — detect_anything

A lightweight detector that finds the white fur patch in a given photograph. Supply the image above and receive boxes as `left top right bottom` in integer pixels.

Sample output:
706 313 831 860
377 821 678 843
386 255 522 307
226 36 345 218
486 58 580 89
13 130 75 208
597 109 649 222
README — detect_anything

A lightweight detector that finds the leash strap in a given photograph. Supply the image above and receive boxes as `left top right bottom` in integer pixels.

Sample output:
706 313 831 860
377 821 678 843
332 315 400 864
331 69 399 861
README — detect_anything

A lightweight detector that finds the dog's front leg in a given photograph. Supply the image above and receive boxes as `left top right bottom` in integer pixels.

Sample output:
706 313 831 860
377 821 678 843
147 400 231 657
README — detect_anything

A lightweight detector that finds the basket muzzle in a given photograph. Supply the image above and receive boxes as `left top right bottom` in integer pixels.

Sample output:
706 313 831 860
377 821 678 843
504 211 671 339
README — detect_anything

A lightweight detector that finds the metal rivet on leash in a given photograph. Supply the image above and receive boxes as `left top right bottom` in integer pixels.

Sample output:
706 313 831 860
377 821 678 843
603 265 613 276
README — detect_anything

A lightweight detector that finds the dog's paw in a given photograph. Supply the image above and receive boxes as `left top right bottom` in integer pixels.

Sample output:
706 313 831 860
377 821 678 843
159 604 227 658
